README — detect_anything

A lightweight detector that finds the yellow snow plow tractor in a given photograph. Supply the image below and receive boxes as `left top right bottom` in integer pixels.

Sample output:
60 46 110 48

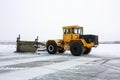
46 25 98 56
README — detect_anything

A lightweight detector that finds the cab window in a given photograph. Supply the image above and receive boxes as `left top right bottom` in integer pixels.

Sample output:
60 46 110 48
63 29 70 34
72 28 82 34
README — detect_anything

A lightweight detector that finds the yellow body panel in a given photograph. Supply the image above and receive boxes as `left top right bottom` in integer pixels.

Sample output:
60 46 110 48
72 34 80 40
81 39 95 48
63 34 72 42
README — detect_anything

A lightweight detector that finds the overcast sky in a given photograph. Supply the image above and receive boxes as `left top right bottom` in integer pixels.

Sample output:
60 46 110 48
0 0 120 41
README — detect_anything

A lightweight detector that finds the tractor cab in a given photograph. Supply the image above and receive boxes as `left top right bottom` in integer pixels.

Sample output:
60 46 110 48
63 25 83 42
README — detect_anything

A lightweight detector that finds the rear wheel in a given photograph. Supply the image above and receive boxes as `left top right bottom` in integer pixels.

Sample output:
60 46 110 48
84 48 91 55
70 42 84 56
47 42 57 54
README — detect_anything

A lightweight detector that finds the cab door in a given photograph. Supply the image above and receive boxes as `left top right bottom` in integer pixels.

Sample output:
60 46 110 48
63 28 72 43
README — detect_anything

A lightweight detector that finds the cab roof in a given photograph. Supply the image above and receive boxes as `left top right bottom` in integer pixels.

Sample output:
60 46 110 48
63 25 83 29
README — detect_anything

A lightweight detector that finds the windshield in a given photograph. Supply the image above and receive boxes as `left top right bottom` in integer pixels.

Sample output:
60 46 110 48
72 28 83 35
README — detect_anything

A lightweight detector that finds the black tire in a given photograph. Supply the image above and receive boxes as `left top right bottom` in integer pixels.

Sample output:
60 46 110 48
47 42 57 54
84 48 91 55
58 48 65 53
70 42 84 56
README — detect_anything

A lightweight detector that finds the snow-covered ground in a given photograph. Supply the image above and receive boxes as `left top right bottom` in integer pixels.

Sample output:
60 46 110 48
0 44 120 80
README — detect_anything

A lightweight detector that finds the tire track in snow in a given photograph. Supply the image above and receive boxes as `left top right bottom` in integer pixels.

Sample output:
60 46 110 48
0 57 102 80
0 55 45 62
0 55 65 67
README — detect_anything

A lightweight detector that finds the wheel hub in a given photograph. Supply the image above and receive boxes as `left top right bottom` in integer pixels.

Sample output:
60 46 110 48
48 45 54 52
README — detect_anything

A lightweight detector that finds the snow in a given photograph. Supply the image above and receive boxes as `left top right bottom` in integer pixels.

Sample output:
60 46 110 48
0 45 15 53
92 44 120 58
0 44 120 80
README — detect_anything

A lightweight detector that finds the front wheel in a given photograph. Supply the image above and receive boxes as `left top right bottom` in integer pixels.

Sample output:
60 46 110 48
70 42 84 56
47 42 57 54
